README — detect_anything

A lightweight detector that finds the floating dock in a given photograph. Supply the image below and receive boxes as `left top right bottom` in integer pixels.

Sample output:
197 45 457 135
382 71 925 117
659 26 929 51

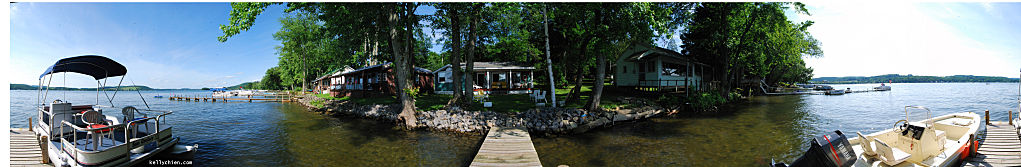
10 128 52 167
962 121 1021 167
168 95 293 102
470 127 542 167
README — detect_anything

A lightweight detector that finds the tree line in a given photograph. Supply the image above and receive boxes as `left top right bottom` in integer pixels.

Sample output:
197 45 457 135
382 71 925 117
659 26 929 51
218 2 822 126
812 74 1020 84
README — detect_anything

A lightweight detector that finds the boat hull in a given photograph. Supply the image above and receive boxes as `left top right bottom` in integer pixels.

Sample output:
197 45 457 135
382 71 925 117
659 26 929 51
846 112 980 167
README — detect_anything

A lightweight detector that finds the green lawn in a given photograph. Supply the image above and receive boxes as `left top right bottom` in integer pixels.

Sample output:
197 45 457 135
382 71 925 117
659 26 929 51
551 84 633 110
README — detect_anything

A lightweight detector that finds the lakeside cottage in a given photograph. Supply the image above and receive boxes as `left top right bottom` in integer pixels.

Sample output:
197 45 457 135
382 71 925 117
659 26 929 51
614 44 711 94
312 66 354 94
433 62 536 94
313 62 433 98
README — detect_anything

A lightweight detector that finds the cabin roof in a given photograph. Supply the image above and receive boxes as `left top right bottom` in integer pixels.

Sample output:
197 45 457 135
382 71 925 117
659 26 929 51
434 62 536 73
336 62 432 76
623 44 686 62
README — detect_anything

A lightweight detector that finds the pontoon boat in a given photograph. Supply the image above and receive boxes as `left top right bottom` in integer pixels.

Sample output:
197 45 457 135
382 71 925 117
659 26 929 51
32 55 197 167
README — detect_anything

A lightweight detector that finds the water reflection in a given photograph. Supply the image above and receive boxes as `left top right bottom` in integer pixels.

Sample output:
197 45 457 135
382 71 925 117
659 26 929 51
10 83 1019 166
533 95 818 166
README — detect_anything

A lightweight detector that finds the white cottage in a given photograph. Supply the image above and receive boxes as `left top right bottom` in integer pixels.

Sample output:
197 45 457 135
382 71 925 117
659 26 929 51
433 62 536 94
614 44 710 93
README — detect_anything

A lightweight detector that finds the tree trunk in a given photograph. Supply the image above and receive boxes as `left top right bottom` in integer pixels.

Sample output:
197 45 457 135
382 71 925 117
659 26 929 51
566 67 583 103
389 3 417 128
446 5 464 107
586 10 606 111
462 4 479 103
566 36 594 104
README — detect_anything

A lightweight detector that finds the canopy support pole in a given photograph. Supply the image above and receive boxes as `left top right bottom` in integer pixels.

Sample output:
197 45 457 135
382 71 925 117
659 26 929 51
129 76 150 110
42 74 54 104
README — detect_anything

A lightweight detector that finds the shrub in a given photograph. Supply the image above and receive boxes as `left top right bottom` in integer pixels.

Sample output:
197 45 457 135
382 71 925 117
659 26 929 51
688 91 727 112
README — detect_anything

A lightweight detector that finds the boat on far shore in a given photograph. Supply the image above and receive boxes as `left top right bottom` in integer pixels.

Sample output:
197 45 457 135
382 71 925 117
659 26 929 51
825 89 845 95
874 83 892 91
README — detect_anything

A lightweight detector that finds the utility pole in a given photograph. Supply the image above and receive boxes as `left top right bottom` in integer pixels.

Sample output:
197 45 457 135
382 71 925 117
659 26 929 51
543 4 557 108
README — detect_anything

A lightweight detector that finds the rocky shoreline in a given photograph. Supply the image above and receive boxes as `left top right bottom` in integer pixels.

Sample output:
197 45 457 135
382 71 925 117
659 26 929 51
295 95 666 135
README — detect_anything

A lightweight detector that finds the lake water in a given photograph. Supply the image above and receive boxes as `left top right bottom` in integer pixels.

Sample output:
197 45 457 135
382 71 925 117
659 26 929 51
9 83 1019 166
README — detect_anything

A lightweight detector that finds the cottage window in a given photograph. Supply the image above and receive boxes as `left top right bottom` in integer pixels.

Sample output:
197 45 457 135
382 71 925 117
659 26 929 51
661 63 687 77
439 77 446 83
623 66 627 74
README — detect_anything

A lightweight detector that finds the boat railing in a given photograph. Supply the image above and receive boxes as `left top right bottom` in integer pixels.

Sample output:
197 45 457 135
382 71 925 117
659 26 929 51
905 105 933 127
57 110 172 162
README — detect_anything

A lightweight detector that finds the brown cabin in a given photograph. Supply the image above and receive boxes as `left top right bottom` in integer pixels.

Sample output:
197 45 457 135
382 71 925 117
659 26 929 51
327 62 434 98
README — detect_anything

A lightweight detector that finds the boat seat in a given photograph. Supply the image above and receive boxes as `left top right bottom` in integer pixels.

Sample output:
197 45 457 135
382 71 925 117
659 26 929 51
856 131 877 156
874 138 911 166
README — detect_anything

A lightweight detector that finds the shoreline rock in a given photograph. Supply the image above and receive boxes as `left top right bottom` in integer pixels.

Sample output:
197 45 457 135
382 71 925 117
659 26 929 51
294 94 666 135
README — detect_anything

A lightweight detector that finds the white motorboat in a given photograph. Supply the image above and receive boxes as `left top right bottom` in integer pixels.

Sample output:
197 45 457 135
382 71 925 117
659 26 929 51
874 83 892 91
774 106 980 167
826 89 846 95
32 55 197 167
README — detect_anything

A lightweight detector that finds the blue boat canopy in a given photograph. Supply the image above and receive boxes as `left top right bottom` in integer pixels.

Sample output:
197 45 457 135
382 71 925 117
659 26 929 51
39 55 127 80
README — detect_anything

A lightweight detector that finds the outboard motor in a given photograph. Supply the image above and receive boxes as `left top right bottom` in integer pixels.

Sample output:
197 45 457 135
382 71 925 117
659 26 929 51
773 130 857 167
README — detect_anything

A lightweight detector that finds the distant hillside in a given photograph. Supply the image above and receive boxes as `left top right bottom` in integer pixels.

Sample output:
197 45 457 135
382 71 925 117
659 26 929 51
10 84 155 91
227 81 259 90
811 74 1019 84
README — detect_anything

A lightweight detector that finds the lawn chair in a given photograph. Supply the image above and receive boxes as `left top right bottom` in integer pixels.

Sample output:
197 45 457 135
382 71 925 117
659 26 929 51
535 90 548 104
530 90 540 102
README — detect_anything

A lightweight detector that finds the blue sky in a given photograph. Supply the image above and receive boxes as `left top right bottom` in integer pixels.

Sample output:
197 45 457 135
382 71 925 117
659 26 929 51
8 3 1021 89
10 3 286 89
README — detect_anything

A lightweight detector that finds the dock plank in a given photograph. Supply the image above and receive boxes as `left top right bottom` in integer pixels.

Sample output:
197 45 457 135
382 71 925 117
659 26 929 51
9 128 53 167
963 121 1021 167
470 127 542 167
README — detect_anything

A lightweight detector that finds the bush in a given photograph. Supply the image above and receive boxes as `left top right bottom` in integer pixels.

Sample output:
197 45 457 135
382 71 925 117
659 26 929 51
688 91 728 112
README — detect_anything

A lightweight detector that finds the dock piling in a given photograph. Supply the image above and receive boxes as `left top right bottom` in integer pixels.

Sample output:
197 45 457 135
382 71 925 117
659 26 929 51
40 135 49 164
985 110 990 125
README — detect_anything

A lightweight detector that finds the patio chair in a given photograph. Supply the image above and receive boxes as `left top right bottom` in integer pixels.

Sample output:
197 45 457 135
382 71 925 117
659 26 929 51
122 106 149 138
535 90 543 101
535 90 548 104
81 109 112 150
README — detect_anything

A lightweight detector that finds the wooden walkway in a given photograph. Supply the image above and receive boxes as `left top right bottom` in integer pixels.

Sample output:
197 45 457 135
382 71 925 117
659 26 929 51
10 128 52 167
962 121 1021 167
470 127 542 167
169 95 292 102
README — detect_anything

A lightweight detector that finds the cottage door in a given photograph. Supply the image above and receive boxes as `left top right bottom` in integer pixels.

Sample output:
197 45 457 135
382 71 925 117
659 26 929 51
638 62 646 86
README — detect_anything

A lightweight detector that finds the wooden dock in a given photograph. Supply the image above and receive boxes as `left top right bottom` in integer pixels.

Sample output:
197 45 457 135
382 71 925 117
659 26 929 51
10 128 52 167
168 95 292 102
470 127 542 167
962 121 1021 167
